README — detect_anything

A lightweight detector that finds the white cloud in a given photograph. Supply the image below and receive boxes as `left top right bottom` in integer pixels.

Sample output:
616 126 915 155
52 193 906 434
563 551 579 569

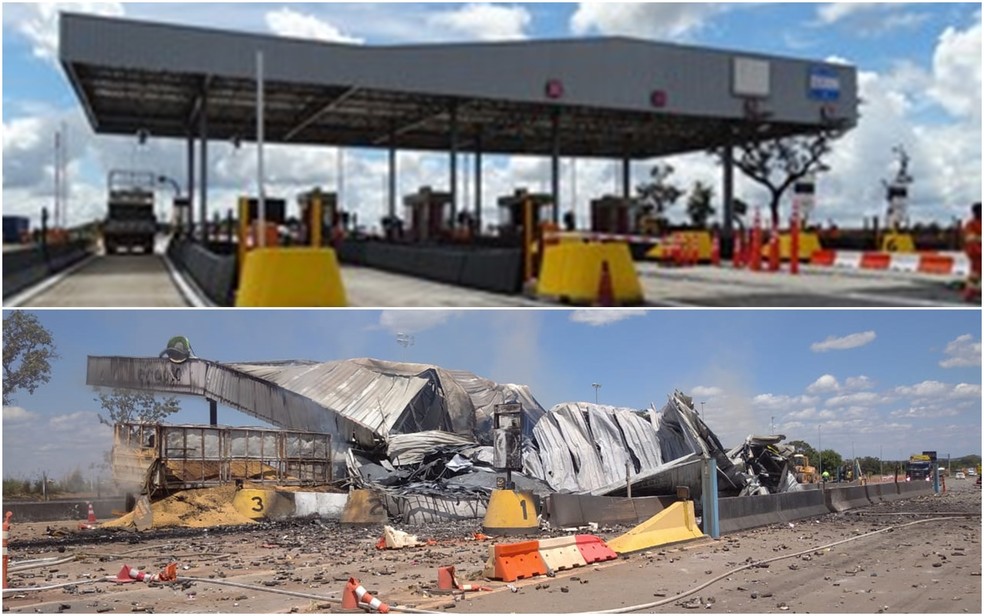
752 393 818 412
2 410 113 478
427 3 531 41
691 385 722 398
824 392 880 407
895 380 981 400
930 19 982 118
376 310 462 335
264 7 363 44
844 375 874 390
816 4 930 36
951 383 982 399
569 310 647 326
939 334 982 368
3 406 37 423
810 331 876 352
570 3 730 40
10 2 124 65
806 374 840 393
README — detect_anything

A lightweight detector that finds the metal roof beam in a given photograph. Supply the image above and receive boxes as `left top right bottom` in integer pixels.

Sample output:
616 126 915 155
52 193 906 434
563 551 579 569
184 75 213 130
62 62 100 130
283 86 360 142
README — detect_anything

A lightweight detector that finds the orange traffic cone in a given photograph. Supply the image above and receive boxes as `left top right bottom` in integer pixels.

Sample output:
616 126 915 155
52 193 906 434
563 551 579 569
116 564 150 583
595 260 615 307
343 577 390 613
711 233 720 267
437 565 457 591
86 502 97 525
3 512 12 589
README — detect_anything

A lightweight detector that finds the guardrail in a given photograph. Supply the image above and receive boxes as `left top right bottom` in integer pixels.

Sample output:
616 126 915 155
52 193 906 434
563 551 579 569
2 240 93 299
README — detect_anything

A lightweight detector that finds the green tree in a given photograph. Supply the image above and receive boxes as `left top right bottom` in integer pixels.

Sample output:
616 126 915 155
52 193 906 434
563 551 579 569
636 163 683 224
819 449 844 476
3 312 59 405
731 129 843 228
686 181 715 228
95 389 181 425
786 440 818 465
858 456 882 477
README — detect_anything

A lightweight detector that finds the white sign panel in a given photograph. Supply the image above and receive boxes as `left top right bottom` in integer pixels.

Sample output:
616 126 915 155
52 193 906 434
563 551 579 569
733 58 771 98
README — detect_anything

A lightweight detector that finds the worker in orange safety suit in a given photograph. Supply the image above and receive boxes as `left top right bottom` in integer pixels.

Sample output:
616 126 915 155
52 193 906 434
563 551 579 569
964 202 981 302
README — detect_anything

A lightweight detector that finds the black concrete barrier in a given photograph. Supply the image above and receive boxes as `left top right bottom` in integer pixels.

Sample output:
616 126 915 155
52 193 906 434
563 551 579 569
2 498 126 523
897 481 934 497
167 240 236 306
2 240 92 299
823 485 872 512
718 493 780 533
775 489 830 523
336 241 524 295
545 493 677 528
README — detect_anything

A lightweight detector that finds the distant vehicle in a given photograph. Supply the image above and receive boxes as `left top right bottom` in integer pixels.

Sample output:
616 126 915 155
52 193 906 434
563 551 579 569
956 471 965 479
792 453 817 483
906 454 932 481
103 170 157 254
968 468 977 477
2 215 29 244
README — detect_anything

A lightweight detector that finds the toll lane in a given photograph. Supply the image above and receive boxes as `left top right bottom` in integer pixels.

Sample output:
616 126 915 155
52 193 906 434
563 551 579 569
14 253 190 307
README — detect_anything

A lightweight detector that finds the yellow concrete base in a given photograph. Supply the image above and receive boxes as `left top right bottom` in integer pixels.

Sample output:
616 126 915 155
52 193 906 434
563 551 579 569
536 242 643 305
645 231 712 261
340 489 388 525
482 489 539 535
777 232 822 261
235 247 347 307
880 232 915 253
232 488 295 520
606 501 704 554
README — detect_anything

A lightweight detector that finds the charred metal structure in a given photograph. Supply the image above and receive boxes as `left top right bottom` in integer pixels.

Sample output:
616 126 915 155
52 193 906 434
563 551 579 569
60 13 858 248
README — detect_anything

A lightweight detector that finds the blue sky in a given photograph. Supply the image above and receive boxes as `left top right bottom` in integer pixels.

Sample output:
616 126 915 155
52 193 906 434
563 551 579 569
2 309 980 480
2 3 981 230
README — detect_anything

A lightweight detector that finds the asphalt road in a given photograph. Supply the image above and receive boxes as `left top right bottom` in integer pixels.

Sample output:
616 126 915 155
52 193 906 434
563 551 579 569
14 253 190 307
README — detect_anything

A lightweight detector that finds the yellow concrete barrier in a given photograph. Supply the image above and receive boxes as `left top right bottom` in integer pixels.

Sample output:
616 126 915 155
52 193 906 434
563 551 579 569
341 489 388 525
482 489 539 535
235 247 347 307
536 242 643 305
645 231 712 261
881 232 915 253
778 232 822 261
606 501 704 554
232 489 295 520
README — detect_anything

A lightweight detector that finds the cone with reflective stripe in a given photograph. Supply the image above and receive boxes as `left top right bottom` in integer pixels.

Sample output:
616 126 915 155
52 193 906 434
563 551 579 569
2 512 12 589
116 564 150 583
86 502 97 524
343 577 390 613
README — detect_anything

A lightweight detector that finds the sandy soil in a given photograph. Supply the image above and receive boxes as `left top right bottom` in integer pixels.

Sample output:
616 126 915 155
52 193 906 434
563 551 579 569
3 480 979 614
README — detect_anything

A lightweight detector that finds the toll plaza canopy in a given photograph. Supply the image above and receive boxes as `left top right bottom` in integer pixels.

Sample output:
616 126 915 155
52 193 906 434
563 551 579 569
60 13 858 159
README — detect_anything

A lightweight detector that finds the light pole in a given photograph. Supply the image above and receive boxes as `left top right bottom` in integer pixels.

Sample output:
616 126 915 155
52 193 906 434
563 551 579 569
770 415 775 434
592 383 601 404
700 401 706 420
396 332 414 361
817 425 822 482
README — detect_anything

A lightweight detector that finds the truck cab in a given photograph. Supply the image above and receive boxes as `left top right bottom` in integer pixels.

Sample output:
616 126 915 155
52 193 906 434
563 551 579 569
103 170 157 254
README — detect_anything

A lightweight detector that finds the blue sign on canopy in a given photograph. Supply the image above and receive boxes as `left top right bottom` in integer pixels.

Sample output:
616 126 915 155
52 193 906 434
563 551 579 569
809 66 841 101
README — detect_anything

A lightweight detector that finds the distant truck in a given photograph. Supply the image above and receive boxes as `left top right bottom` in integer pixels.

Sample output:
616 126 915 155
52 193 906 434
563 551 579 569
906 454 932 481
2 215 29 244
103 170 157 254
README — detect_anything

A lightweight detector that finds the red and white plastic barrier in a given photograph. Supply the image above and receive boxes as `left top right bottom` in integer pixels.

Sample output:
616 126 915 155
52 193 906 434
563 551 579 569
810 250 968 276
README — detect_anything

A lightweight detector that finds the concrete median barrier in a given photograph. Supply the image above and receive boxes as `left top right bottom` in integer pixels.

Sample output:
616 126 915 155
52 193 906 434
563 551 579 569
718 494 780 533
865 483 901 503
167 240 237 306
775 489 829 523
3 241 92 299
1 498 126 523
823 485 872 513
897 481 934 497
458 248 523 294
544 493 677 528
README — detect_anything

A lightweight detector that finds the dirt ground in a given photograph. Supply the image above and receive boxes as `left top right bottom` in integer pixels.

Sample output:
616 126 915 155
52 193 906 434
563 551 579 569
3 480 980 614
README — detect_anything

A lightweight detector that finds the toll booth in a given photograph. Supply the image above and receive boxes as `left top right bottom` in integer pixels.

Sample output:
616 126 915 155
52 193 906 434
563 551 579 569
297 188 338 247
172 197 191 237
404 186 453 242
237 197 286 276
590 196 640 234
497 188 555 283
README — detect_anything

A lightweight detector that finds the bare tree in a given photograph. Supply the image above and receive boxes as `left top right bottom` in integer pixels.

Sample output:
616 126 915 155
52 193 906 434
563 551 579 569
731 129 843 228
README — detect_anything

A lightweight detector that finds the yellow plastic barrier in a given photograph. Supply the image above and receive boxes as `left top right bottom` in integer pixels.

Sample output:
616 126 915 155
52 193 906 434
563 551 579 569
880 232 915 253
645 231 712 261
482 489 539 535
232 489 295 521
235 247 347 307
606 501 704 554
536 242 643 305
776 231 822 261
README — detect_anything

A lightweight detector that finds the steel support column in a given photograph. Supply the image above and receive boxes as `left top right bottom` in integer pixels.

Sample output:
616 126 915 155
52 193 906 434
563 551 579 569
701 456 720 539
186 133 195 237
622 157 631 199
388 139 397 219
449 105 458 224
551 110 560 224
474 134 483 235
722 144 735 259
208 399 217 426
198 88 208 243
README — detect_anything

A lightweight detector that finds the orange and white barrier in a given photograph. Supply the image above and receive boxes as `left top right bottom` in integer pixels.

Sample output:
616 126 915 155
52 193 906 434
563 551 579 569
3 512 12 589
484 534 618 582
810 250 968 276
543 230 663 245
342 577 390 613
115 563 177 584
